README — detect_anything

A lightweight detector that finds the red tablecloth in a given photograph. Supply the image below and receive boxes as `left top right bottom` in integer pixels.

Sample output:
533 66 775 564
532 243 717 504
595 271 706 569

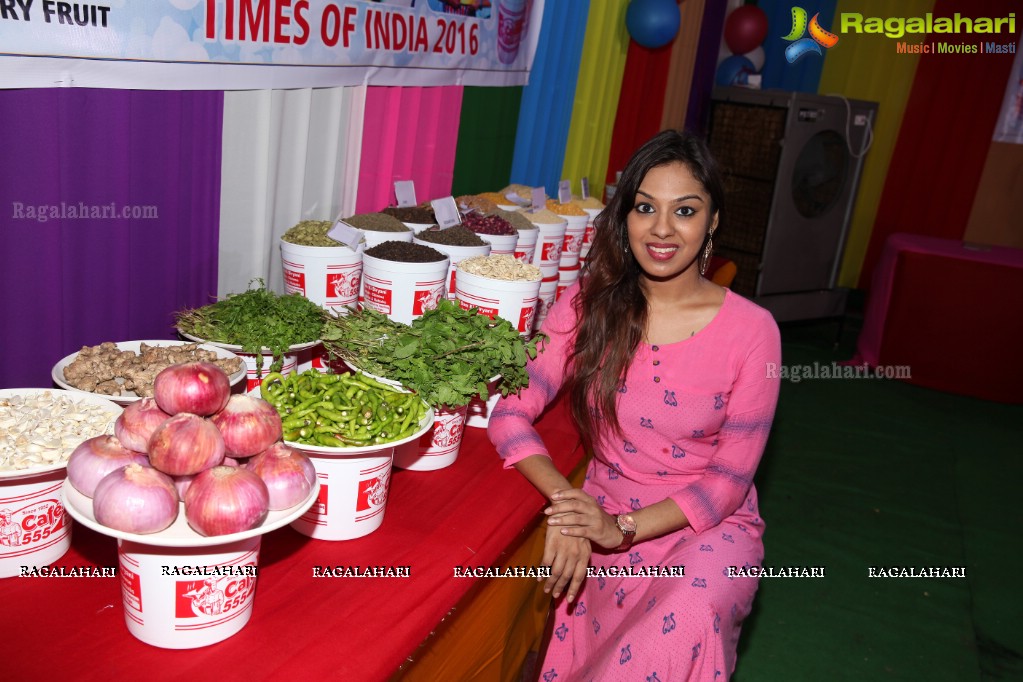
4 399 584 681
850 233 1023 403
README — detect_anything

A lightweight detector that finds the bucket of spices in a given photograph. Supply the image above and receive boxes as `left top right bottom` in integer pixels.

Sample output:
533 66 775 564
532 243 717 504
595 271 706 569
455 255 543 338
279 222 362 314
557 264 581 300
392 404 469 471
359 242 449 326
525 209 568 279
462 212 519 256
547 200 588 269
381 205 436 236
344 212 414 250
414 226 491 298
533 276 559 335
494 208 538 263
0 390 121 578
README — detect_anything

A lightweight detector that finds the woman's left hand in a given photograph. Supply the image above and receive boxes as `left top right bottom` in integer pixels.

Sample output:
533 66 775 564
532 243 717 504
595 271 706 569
545 488 624 550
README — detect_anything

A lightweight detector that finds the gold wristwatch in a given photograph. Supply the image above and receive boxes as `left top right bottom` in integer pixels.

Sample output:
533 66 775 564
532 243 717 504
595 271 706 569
614 513 637 551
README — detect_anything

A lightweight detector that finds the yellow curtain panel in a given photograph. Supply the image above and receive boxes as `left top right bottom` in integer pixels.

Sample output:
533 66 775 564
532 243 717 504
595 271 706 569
561 0 631 201
818 0 935 288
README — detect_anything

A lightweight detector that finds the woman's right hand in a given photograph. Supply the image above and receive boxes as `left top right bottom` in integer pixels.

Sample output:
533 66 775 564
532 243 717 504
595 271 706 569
540 515 591 602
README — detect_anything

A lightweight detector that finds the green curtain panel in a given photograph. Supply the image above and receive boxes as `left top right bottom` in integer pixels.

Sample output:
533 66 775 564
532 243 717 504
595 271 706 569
451 86 523 196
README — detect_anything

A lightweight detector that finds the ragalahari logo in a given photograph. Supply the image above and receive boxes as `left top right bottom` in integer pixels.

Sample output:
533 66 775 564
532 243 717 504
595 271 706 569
783 7 840 63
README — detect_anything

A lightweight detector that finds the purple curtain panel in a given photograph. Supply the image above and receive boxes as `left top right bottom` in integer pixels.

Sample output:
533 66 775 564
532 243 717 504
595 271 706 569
0 88 224 389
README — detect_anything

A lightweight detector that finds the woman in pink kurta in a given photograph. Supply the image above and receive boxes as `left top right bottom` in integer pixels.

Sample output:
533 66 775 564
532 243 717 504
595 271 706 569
488 130 781 681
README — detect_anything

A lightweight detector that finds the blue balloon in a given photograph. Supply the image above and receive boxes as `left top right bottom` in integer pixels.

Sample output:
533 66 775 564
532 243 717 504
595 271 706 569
715 54 755 87
626 0 681 49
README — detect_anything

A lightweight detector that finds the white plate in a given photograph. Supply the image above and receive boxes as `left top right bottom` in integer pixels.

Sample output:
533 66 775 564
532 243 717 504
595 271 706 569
0 389 122 480
51 340 247 406
179 332 321 354
61 477 319 548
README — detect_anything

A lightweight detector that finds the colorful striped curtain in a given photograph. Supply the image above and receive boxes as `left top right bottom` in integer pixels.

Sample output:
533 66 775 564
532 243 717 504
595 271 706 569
218 86 367 297
0 89 223 389
356 86 464 213
860 0 1018 287
561 0 631 201
661 0 708 132
819 0 934 288
451 86 523 196
510 0 590 194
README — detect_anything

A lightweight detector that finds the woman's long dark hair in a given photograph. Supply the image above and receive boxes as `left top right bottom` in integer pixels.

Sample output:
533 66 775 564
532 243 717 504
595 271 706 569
566 130 726 445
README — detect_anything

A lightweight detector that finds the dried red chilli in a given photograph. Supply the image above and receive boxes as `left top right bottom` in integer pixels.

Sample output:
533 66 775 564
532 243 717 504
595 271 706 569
462 212 517 236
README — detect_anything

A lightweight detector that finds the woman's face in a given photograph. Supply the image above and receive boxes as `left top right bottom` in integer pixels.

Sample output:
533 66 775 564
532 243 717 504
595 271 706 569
626 161 718 282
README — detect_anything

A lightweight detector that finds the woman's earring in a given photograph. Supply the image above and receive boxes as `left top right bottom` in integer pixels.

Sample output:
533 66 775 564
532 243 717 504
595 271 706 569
700 232 714 276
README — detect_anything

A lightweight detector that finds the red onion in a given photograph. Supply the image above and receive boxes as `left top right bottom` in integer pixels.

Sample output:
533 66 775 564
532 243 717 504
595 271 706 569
153 362 231 417
67 435 149 498
93 463 179 534
208 394 283 458
184 466 269 537
173 474 195 499
148 413 225 476
114 398 171 452
246 442 317 510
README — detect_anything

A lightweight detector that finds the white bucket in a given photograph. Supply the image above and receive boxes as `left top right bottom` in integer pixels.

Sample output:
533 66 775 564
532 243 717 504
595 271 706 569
393 404 468 471
402 222 435 235
558 214 588 268
580 207 600 259
557 264 581 300
513 229 538 264
0 470 71 578
475 232 518 256
412 238 491 299
530 219 567 279
533 276 559 335
465 376 503 429
279 239 362 314
455 267 543 338
289 449 395 540
359 252 450 325
117 536 260 648
363 229 413 249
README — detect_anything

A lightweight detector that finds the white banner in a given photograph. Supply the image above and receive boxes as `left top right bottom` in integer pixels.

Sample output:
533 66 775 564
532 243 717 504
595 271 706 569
0 0 543 90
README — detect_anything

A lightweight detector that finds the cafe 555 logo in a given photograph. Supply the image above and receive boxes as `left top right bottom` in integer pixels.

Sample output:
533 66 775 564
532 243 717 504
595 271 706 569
176 571 257 619
0 499 67 549
783 6 839 63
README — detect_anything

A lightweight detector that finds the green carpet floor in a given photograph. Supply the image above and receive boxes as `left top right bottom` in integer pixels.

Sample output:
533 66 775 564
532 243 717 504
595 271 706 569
733 313 1023 681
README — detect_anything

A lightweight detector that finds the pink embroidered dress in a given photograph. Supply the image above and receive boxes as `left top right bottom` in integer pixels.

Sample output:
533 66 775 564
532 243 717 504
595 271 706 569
488 282 781 681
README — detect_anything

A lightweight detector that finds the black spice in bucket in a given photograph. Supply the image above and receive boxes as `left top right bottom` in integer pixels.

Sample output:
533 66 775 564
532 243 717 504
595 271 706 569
381 205 436 224
365 241 447 262
344 212 411 233
416 225 487 247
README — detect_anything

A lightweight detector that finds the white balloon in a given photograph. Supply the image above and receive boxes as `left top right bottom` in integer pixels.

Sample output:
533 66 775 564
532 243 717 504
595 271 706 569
743 46 766 72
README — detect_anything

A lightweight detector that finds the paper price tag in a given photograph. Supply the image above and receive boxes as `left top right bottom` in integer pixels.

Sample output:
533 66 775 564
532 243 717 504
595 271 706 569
431 196 461 228
327 219 365 251
394 180 416 208
557 180 571 204
581 177 590 200
530 187 546 212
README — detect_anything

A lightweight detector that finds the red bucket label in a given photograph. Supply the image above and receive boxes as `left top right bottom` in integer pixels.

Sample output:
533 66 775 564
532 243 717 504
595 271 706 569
326 264 361 303
282 259 306 296
0 494 66 551
175 569 257 619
